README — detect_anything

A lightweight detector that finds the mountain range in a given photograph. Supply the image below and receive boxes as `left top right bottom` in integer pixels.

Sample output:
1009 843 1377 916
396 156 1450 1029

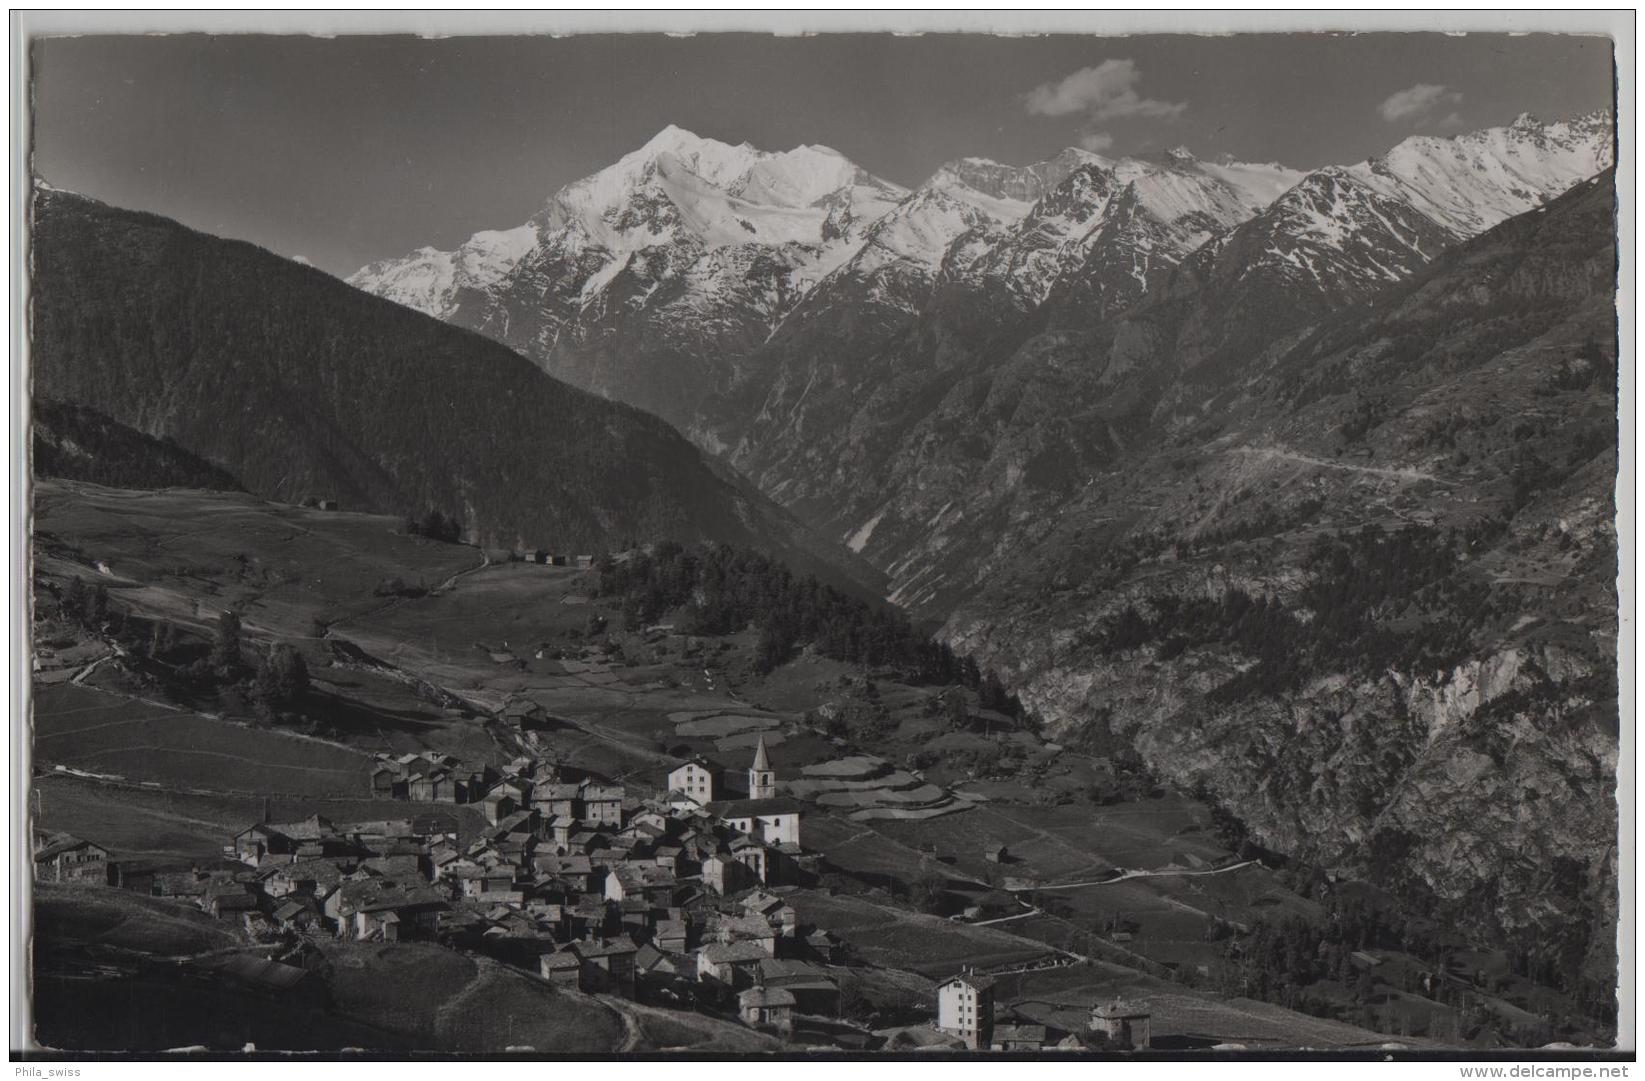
31 104 1617 976
352 111 1610 608
348 111 1617 954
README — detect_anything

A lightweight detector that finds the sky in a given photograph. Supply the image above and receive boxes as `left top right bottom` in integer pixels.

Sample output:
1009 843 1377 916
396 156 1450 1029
30 32 1616 277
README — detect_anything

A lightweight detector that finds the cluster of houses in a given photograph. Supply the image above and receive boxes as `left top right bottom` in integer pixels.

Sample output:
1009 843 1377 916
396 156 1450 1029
929 969 1154 1052
37 734 1168 1050
99 741 843 1034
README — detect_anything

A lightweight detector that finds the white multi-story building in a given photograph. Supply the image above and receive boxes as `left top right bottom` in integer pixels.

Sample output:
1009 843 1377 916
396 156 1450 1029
666 757 717 805
936 970 995 1050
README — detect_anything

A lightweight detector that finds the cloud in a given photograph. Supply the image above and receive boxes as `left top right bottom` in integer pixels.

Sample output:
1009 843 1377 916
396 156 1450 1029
1377 83 1464 124
1025 59 1187 122
1078 131 1115 152
291 255 313 266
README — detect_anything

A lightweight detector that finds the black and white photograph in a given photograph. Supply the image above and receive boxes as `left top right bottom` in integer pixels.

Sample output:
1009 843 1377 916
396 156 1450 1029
9 11 1633 1063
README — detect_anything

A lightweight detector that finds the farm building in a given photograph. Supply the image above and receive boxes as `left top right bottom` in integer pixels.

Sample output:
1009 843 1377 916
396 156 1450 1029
741 890 797 937
329 880 448 942
739 986 796 1033
655 919 690 954
539 949 582 987
201 882 260 919
755 957 839 1015
370 764 406 798
696 940 768 989
481 790 519 825
501 697 548 730
33 831 112 885
579 780 625 828
984 843 1010 864
991 1023 1046 1051
805 929 847 964
407 771 459 803
1089 999 1151 1049
569 935 638 996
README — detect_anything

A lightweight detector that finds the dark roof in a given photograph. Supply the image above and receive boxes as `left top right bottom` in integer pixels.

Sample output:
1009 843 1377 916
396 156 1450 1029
700 941 769 965
573 936 638 959
939 972 997 992
266 815 335 841
33 832 102 861
272 900 308 921
739 986 796 1008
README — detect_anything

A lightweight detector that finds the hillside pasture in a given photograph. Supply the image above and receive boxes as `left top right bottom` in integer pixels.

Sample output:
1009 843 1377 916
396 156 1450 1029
320 942 628 1052
33 479 479 640
32 772 486 862
34 683 374 798
788 888 1054 978
33 881 241 956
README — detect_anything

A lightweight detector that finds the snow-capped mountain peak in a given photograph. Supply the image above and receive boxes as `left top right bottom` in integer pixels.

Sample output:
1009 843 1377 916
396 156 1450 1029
1226 110 1612 303
1351 109 1613 238
349 125 909 326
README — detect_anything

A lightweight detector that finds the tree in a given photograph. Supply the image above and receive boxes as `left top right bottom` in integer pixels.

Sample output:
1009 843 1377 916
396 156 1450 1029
209 610 243 673
255 645 310 708
89 583 110 626
908 867 948 915
60 576 89 622
417 509 463 544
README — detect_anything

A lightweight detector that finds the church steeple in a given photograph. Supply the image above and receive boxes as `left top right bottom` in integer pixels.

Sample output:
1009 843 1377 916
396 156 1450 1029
748 735 776 800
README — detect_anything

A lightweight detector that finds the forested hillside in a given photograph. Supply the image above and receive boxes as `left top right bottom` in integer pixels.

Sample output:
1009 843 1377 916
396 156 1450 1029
28 187 878 593
33 399 244 492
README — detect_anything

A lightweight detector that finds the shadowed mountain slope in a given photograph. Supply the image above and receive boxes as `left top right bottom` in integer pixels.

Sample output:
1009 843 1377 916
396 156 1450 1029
28 186 880 593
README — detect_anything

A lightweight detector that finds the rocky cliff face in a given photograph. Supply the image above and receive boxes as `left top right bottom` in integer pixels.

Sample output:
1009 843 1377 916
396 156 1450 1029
943 172 1619 948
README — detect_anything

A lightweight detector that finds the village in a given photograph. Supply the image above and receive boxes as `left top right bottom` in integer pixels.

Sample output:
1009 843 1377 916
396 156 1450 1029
35 729 1154 1052
29 484 1528 1054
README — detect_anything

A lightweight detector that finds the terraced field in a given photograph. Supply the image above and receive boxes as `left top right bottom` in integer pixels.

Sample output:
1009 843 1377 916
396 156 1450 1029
789 754 970 820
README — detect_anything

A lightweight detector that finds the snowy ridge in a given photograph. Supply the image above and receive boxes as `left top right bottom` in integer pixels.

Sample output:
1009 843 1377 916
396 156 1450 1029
348 124 908 323
350 224 539 317
1232 110 1613 295
1351 110 1614 237
345 113 1610 453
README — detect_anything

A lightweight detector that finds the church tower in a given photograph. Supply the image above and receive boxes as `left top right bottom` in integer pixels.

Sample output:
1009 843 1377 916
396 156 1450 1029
748 735 776 800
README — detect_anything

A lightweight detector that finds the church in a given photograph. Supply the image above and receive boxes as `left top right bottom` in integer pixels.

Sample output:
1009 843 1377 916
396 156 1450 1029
702 736 804 846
